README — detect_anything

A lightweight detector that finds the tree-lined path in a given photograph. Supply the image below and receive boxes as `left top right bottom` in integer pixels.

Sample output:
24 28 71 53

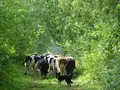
1 0 120 90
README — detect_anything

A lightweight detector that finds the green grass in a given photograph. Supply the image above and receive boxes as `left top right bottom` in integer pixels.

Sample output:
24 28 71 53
6 65 99 90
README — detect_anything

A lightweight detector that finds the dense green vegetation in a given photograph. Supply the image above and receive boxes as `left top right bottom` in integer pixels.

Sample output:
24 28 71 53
0 0 120 90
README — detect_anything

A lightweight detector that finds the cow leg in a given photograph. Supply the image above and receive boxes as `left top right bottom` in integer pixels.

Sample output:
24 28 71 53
41 72 44 79
43 73 47 79
58 81 61 84
67 83 71 87
48 65 51 74
60 64 65 75
52 63 55 75
48 65 53 76
41 73 46 79
30 59 35 70
24 62 29 75
34 62 39 73
24 62 27 75
37 69 40 73
55 61 61 73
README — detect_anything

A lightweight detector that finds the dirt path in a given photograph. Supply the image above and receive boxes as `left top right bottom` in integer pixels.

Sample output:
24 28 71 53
27 79 82 90
21 71 96 90
22 73 83 90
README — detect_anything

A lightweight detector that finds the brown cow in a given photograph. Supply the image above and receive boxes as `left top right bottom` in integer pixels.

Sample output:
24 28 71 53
56 57 67 75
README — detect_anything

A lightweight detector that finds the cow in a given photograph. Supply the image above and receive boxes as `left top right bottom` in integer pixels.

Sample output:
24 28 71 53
34 55 45 73
56 56 75 76
45 54 59 75
38 56 49 79
56 57 66 75
65 56 76 79
24 54 36 75
37 54 61 78
24 54 44 75
55 56 75 86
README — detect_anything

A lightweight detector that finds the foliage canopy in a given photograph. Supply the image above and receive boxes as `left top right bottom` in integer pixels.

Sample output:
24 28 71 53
0 0 120 90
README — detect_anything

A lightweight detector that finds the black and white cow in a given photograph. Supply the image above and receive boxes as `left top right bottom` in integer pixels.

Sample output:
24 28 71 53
45 54 60 75
37 55 49 79
24 54 44 75
34 55 45 70
24 54 36 75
